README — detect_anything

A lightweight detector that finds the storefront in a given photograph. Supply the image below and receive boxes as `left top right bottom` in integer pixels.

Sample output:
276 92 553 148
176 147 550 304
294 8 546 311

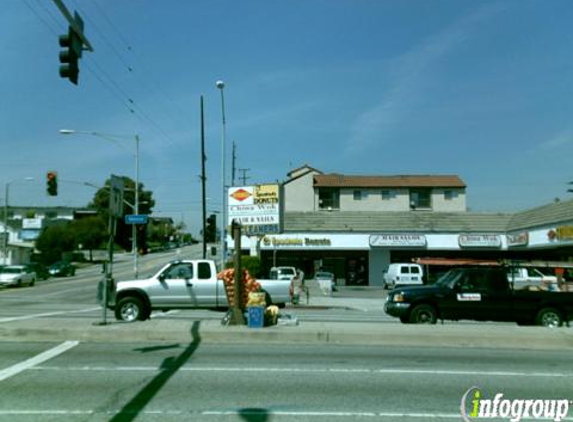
227 198 573 287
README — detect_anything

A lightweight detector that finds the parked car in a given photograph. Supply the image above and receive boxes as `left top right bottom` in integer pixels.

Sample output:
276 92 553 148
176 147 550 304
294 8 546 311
315 271 336 292
269 266 298 281
383 263 424 289
25 263 50 281
49 261 76 277
0 265 36 287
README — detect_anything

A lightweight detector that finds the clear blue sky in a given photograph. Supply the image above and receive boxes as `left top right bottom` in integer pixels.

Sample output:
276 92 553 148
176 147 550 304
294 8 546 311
2 0 573 236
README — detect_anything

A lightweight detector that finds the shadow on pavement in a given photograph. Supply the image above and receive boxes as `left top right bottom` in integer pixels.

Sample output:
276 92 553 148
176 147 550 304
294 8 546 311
239 407 270 421
108 321 202 422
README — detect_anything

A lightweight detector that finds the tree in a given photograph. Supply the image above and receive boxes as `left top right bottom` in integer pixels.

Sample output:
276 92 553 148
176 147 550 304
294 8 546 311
35 224 75 264
71 216 107 261
88 176 155 251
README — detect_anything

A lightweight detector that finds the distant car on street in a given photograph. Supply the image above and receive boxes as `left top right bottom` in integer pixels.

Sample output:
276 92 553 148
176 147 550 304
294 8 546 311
0 265 36 287
49 261 76 277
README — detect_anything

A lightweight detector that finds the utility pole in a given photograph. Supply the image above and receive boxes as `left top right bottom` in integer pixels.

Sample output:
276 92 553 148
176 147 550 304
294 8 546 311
200 96 207 259
231 141 237 187
239 168 251 186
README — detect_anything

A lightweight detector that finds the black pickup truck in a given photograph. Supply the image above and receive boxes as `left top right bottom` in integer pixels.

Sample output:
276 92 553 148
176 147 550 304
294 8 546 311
384 266 573 327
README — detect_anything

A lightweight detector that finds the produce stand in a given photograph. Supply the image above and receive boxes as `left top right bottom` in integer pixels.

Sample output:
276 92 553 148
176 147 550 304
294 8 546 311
217 268 261 309
217 268 281 327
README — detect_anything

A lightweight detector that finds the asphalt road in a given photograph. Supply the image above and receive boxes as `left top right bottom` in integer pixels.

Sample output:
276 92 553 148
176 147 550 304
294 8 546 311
1 341 572 422
0 246 393 324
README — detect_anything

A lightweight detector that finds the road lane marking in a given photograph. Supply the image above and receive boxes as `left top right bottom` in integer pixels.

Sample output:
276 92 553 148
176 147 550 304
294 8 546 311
0 341 79 382
9 410 568 420
0 410 465 419
0 307 100 323
31 365 573 378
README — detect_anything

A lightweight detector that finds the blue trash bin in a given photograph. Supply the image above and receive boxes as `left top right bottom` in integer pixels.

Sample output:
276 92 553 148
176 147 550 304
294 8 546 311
247 306 265 328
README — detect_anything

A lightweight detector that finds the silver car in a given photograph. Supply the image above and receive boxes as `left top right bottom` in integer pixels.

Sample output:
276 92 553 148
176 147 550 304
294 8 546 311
0 265 36 287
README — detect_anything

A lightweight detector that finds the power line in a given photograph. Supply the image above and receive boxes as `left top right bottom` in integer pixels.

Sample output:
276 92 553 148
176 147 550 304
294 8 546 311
23 0 59 36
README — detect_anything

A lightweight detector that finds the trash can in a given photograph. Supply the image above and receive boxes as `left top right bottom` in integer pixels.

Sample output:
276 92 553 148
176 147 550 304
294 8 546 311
247 306 265 328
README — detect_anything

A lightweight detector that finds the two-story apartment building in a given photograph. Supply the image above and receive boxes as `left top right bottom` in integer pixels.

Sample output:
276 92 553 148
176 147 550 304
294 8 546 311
283 165 466 213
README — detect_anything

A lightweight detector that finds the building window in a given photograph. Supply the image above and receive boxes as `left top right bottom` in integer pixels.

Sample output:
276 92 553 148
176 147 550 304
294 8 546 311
444 190 456 200
353 190 368 201
318 188 339 210
381 190 392 200
410 189 432 209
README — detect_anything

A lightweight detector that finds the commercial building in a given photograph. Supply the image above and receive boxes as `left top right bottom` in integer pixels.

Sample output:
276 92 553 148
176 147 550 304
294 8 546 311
249 165 573 286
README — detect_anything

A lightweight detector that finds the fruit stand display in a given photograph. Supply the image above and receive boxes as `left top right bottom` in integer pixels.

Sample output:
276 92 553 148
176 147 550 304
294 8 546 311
217 268 262 309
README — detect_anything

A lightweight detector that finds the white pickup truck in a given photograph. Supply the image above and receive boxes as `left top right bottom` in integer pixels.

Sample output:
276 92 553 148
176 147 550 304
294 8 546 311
109 259 293 322
507 267 558 290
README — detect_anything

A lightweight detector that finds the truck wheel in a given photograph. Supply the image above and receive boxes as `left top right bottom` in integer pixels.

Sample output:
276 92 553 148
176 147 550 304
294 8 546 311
535 308 563 328
115 297 146 322
409 304 437 324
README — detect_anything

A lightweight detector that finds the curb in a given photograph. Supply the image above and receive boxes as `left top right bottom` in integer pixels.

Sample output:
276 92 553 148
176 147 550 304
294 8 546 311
1 318 573 350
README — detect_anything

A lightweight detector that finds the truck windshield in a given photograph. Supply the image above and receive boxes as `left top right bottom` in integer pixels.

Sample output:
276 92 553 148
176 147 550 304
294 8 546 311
434 269 464 288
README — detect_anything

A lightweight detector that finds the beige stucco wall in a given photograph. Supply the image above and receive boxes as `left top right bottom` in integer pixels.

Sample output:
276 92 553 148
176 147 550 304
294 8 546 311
283 171 319 212
431 188 466 212
335 188 466 212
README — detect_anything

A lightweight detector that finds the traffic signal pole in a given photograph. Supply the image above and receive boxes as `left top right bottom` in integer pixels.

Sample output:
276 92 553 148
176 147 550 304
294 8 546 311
51 0 93 52
200 96 207 259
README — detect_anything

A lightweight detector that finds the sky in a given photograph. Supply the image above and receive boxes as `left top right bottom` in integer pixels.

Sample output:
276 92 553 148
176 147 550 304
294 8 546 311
1 0 573 236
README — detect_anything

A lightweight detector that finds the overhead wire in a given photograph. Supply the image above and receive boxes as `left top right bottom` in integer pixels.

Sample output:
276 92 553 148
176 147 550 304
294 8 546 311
58 0 189 149
22 0 59 36
89 0 193 129
23 0 202 228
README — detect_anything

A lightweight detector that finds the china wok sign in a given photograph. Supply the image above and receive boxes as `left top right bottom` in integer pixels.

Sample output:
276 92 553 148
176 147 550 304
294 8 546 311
228 184 282 235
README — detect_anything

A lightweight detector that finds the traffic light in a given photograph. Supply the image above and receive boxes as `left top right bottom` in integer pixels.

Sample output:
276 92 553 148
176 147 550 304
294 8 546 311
46 171 58 196
58 23 83 85
205 214 217 243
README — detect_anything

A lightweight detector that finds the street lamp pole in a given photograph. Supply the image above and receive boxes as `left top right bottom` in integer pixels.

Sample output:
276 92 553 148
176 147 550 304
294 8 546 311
3 184 8 266
3 177 34 265
59 129 141 278
216 80 227 270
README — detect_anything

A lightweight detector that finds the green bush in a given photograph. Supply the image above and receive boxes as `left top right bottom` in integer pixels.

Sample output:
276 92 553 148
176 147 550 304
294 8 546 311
225 255 262 278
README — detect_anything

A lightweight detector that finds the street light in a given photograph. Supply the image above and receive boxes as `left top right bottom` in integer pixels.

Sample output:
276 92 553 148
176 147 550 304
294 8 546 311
3 177 34 265
216 80 227 270
59 129 141 278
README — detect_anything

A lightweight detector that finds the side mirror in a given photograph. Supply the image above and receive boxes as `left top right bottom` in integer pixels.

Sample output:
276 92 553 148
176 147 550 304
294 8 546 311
158 273 166 283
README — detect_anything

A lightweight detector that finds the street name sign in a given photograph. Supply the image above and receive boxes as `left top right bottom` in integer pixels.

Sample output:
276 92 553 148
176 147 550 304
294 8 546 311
125 214 148 225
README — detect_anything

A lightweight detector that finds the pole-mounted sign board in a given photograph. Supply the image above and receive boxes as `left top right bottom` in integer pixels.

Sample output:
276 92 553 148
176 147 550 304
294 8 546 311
109 175 124 219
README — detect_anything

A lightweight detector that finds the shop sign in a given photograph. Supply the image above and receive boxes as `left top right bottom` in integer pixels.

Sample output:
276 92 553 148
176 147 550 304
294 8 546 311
507 232 529 247
458 234 501 248
556 226 573 241
22 218 42 229
369 234 427 248
262 236 332 248
228 184 281 235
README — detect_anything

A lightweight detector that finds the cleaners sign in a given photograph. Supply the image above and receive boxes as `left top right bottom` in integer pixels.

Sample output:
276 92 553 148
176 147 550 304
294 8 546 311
228 184 282 235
